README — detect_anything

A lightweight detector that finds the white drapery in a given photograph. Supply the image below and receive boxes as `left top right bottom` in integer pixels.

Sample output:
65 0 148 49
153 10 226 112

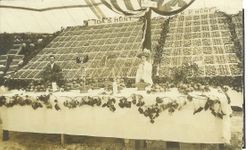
0 88 232 143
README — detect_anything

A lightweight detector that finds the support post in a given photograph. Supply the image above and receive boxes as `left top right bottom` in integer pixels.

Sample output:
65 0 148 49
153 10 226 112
145 140 152 150
61 134 65 145
124 139 131 150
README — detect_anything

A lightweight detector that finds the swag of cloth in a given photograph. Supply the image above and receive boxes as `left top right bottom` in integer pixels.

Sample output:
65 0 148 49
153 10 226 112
136 61 153 85
101 0 195 16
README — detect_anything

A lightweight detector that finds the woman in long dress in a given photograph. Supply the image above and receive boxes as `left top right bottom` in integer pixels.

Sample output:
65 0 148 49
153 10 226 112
135 49 153 85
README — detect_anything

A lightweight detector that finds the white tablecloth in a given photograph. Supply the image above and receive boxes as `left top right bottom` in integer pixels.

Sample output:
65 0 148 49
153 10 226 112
0 88 232 144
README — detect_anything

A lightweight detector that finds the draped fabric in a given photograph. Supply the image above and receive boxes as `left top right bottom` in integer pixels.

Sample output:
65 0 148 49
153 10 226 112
100 0 147 17
151 0 196 15
101 0 195 16
0 88 232 144
101 0 195 51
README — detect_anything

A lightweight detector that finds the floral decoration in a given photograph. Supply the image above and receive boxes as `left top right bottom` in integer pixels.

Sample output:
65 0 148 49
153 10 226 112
0 91 229 124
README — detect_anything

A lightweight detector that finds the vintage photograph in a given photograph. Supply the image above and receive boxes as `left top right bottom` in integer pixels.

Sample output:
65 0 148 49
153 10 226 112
0 0 244 149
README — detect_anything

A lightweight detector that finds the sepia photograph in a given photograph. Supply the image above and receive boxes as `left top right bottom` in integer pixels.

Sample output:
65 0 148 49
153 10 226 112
0 0 245 149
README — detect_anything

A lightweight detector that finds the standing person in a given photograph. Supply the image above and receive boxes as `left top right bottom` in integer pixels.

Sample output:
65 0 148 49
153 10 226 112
42 55 63 87
135 49 153 85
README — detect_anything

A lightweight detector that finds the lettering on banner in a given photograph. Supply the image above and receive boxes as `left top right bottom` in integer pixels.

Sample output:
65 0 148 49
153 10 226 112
86 17 138 26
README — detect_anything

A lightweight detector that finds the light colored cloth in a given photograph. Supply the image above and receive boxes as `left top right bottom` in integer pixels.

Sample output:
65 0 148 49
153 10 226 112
135 61 153 85
50 63 54 69
225 86 243 108
0 88 232 144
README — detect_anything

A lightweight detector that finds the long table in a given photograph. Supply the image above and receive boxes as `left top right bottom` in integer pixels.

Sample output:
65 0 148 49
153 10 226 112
0 88 232 144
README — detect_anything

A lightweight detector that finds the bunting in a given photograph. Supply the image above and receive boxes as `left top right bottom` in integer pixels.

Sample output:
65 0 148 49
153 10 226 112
151 0 195 15
100 0 147 17
101 0 195 16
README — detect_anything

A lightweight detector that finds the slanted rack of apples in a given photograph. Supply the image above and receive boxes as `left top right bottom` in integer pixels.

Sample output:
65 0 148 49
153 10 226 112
0 41 233 147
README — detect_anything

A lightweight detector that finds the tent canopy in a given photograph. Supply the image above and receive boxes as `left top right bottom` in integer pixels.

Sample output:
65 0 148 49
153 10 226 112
0 0 242 33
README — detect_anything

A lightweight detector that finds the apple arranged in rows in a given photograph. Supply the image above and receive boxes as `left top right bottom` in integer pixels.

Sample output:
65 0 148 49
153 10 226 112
177 82 210 94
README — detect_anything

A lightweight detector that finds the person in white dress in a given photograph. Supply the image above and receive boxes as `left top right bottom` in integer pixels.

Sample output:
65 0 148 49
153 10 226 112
135 49 153 85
